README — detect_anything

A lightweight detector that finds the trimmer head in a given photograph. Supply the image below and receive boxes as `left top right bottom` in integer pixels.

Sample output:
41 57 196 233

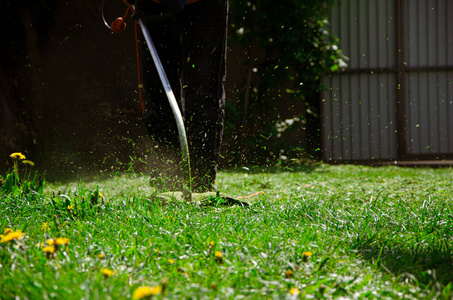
151 191 251 207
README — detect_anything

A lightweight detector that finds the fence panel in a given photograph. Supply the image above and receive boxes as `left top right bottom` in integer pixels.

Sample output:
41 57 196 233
323 0 453 161
322 0 398 161
403 0 453 157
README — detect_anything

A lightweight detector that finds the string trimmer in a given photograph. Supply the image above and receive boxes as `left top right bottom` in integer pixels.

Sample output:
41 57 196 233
102 0 192 200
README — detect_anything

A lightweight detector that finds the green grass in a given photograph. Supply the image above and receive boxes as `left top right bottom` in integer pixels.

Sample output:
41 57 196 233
1 163 453 299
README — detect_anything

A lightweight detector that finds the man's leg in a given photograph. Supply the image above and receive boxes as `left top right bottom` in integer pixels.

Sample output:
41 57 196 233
138 17 184 187
181 0 228 192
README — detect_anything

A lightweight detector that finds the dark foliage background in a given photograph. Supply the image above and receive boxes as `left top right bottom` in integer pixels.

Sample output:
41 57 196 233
225 0 346 166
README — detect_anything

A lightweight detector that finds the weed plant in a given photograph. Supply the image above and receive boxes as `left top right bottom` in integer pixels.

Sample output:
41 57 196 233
1 156 453 299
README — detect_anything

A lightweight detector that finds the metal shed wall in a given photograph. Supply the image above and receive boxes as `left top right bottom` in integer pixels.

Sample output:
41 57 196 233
403 0 453 157
322 0 453 162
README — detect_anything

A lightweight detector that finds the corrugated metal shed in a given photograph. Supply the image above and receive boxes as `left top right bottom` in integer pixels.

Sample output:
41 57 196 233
322 0 453 162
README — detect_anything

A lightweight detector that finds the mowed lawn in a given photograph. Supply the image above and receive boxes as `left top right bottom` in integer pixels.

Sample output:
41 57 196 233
1 164 453 299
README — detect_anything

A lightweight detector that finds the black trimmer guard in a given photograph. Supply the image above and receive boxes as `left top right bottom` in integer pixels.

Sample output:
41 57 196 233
151 191 251 207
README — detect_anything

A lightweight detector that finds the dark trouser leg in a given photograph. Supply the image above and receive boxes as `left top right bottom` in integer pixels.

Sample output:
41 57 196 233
181 0 228 192
138 19 183 177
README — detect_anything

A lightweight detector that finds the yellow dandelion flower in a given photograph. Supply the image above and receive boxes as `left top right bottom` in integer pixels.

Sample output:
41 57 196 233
22 160 35 167
290 288 300 295
132 286 162 299
101 268 115 277
0 230 25 243
209 241 215 247
43 245 56 259
47 237 70 247
43 245 55 254
41 223 49 232
214 251 223 263
302 251 313 262
285 269 293 278
10 152 26 160
98 253 105 259
99 192 104 198
67 205 74 210
168 259 175 264
54 237 70 246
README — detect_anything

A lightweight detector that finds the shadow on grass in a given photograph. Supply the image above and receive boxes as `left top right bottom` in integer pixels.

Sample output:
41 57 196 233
354 240 453 289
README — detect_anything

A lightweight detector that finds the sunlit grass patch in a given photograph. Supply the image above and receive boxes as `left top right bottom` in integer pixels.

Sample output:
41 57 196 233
1 158 453 298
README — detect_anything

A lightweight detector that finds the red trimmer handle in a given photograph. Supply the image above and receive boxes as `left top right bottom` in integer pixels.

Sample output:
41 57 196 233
101 0 132 34
110 17 127 34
